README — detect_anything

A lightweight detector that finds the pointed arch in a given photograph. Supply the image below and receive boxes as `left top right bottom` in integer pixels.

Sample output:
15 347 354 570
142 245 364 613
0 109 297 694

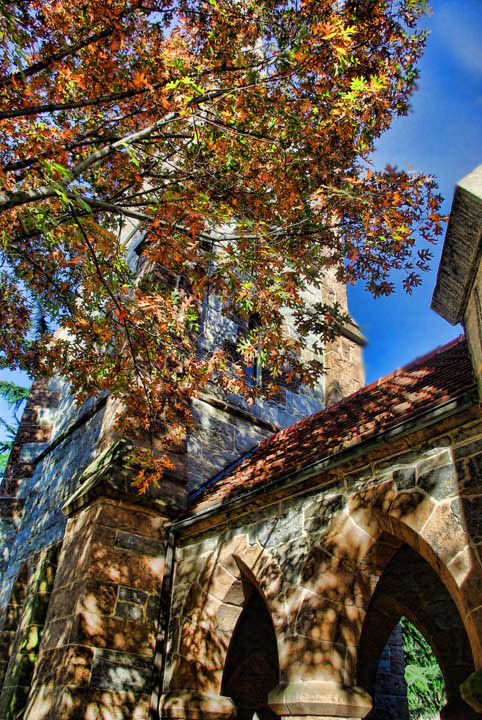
170 538 285 697
222 582 279 720
347 484 482 668
357 540 478 719
376 509 482 667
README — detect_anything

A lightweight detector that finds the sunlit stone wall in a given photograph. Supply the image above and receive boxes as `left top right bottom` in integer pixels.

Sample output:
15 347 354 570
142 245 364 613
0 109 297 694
164 416 482 720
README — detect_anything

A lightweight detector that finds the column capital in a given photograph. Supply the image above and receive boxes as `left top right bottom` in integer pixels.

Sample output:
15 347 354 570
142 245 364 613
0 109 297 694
267 682 372 718
460 669 482 714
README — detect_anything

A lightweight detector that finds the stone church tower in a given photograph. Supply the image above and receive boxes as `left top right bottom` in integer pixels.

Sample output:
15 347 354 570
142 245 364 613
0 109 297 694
0 165 481 720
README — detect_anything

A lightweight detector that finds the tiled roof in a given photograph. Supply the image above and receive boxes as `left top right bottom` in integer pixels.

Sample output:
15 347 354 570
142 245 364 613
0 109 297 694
191 336 476 510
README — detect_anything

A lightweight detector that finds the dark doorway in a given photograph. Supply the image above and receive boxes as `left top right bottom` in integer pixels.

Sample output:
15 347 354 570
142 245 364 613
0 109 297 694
222 585 279 720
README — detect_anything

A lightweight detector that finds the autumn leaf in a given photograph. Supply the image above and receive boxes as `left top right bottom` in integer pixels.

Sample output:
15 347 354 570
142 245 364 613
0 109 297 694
0 0 444 488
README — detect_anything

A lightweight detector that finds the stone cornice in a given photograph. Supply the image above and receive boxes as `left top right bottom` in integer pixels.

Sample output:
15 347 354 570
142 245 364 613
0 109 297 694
62 439 186 518
432 164 482 324
336 318 367 347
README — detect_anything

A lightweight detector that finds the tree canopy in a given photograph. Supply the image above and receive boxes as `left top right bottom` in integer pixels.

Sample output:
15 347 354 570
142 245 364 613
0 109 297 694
0 0 444 486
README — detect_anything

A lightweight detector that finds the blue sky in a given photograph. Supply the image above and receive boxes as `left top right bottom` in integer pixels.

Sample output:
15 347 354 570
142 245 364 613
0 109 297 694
1 0 481 434
348 0 482 382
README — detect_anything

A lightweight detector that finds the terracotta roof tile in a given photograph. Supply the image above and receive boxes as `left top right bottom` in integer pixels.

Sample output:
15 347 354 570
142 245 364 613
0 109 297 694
190 336 476 510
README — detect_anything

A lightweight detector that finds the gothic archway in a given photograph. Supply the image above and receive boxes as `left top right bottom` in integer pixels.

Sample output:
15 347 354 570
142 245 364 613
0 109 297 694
222 583 279 720
357 540 477 719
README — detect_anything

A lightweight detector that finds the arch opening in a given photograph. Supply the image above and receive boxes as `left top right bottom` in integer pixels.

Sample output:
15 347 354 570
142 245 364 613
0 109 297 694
400 617 446 720
358 540 476 720
222 583 279 720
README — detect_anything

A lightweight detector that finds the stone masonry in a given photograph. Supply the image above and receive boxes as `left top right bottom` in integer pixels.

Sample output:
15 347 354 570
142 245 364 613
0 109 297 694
163 408 482 720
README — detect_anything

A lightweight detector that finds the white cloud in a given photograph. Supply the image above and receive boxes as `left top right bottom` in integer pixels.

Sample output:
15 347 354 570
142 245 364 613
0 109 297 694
435 0 482 75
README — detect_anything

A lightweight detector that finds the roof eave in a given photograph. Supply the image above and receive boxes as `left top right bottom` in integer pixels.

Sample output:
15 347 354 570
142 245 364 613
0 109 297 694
173 389 478 536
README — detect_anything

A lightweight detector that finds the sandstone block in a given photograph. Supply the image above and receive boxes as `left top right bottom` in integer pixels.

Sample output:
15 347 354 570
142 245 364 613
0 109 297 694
278 635 347 684
392 467 416 491
71 612 156 657
304 495 346 536
159 690 236 720
169 653 225 693
389 490 435 536
417 462 457 501
97 502 166 540
88 545 164 594
49 686 151 720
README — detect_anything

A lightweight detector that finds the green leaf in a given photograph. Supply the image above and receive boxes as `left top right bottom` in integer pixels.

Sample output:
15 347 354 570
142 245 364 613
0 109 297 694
350 77 367 92
0 381 29 414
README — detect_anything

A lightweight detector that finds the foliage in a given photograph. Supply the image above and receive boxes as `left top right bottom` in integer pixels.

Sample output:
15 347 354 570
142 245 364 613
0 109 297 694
0 0 444 486
401 617 446 719
0 381 30 421
0 444 9 475
0 380 30 478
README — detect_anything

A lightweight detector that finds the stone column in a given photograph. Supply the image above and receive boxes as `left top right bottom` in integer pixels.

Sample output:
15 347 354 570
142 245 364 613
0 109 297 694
22 495 168 720
20 440 184 720
460 669 482 716
265 570 372 720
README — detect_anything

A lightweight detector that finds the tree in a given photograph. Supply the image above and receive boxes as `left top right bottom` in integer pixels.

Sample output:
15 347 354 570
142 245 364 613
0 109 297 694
401 617 446 719
0 0 444 487
0 381 30 478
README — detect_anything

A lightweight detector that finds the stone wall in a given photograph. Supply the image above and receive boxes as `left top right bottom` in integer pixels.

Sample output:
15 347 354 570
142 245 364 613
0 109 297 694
187 289 325 491
0 562 28 688
324 330 365 406
162 414 482 720
187 272 365 492
369 624 408 720
23 497 167 720
322 270 365 405
0 399 106 613
0 543 59 719
369 625 409 720
0 378 60 500
432 162 482 401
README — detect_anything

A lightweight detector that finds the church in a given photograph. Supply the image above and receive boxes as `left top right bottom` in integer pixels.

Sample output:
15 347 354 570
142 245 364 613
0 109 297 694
0 164 481 720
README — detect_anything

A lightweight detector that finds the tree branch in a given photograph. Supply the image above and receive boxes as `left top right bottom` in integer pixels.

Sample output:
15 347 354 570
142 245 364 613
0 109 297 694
0 113 179 211
1 25 118 89
0 82 163 120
